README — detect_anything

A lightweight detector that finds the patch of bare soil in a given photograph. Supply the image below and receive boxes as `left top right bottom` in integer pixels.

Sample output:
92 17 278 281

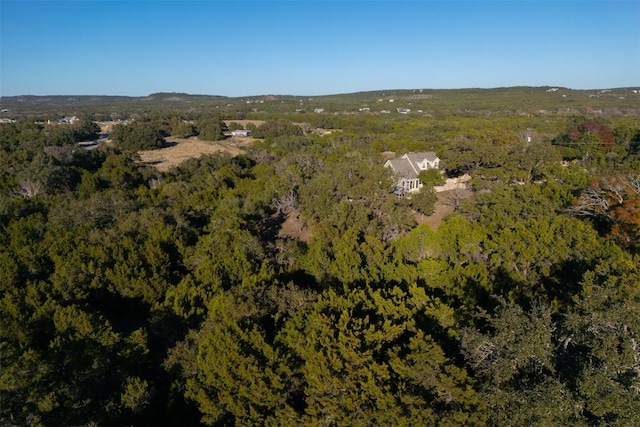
278 211 313 243
224 120 265 128
309 128 338 136
138 136 255 172
415 203 454 230
417 188 474 230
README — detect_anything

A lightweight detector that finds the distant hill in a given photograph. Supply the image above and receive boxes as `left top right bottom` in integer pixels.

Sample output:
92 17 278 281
1 87 638 119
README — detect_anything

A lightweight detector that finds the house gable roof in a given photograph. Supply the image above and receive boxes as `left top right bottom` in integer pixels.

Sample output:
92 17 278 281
402 152 438 164
386 158 419 179
386 152 439 179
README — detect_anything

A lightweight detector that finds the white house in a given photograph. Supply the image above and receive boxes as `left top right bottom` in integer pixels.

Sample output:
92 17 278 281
231 130 251 137
384 152 440 194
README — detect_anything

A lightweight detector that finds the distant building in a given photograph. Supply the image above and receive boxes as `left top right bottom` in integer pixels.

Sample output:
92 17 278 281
384 152 440 195
58 116 79 124
231 130 251 137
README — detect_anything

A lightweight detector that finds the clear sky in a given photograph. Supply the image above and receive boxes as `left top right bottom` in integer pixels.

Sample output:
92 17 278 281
1 0 638 97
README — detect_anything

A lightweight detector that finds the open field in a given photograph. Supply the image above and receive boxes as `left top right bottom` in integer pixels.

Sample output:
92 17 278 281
138 136 255 172
138 121 336 172
224 119 265 128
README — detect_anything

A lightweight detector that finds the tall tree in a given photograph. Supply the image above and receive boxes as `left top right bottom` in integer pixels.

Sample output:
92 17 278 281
195 115 226 141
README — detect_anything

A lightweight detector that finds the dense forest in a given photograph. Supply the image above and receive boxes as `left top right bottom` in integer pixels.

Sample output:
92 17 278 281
1 88 640 426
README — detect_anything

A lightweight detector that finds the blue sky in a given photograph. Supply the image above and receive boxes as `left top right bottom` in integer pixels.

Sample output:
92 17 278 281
1 1 638 96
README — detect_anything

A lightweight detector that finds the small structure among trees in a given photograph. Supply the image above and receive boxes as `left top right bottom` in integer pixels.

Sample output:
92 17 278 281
230 129 251 137
384 151 440 195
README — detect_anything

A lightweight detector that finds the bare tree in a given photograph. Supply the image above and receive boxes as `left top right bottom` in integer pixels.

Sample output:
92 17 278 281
571 186 610 217
441 189 468 212
15 179 44 198
149 175 163 189
299 123 313 135
627 174 640 195
272 190 298 215
570 174 640 217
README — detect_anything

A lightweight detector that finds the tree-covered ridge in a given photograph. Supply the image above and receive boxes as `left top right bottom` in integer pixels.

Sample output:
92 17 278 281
1 108 639 426
2 86 639 121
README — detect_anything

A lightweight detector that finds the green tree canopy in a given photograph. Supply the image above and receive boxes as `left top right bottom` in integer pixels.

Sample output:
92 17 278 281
110 122 165 151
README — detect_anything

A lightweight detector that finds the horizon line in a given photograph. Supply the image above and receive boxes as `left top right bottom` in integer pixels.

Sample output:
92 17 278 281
2 85 640 99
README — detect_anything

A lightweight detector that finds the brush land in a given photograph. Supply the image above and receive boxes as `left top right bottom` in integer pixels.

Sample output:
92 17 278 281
1 86 639 426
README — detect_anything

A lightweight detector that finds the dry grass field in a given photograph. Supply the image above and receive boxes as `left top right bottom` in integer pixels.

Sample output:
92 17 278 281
138 120 335 172
138 136 256 172
224 119 265 128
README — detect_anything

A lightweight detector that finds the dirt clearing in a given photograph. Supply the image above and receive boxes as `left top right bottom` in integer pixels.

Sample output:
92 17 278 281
138 136 255 172
224 120 265 128
417 188 474 230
